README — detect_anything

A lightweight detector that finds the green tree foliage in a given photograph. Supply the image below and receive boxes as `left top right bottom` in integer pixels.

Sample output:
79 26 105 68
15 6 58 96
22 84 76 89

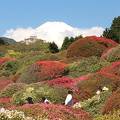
61 37 75 50
49 42 59 53
0 38 5 45
61 35 83 50
103 16 120 43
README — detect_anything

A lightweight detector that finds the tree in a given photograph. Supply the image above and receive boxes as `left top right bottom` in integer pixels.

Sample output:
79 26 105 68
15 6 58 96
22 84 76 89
0 38 5 45
61 37 75 50
103 16 120 43
49 42 59 53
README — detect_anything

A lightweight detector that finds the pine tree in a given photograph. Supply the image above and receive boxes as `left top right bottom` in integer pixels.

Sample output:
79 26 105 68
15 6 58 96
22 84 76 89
103 16 120 43
49 42 59 53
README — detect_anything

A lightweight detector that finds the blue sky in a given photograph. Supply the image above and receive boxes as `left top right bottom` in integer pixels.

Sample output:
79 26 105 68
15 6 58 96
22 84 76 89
0 0 120 36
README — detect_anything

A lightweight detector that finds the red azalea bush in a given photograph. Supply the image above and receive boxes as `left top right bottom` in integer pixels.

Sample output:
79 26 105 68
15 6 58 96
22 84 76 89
0 97 12 108
0 97 11 103
18 61 68 84
87 36 118 46
44 76 90 101
101 45 120 62
46 75 89 89
0 57 15 65
67 36 118 58
45 77 76 89
9 103 92 120
77 72 120 99
0 79 13 91
100 61 120 78
102 89 120 114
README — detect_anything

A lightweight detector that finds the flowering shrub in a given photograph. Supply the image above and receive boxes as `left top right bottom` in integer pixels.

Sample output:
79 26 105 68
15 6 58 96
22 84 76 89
94 110 120 120
100 61 120 78
0 79 13 91
0 61 19 77
0 107 35 120
18 61 67 84
0 83 26 98
45 76 77 89
0 97 11 104
73 90 111 117
87 36 118 46
11 103 92 120
6 50 22 58
67 56 110 78
67 36 117 58
12 83 68 105
102 89 120 114
77 72 120 98
101 45 120 62
0 57 15 65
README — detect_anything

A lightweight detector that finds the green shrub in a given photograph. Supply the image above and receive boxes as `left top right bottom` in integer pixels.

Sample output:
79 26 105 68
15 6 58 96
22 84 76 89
0 61 19 77
0 83 26 97
101 45 120 62
67 56 110 78
74 91 111 117
12 83 68 105
94 110 120 120
74 91 111 116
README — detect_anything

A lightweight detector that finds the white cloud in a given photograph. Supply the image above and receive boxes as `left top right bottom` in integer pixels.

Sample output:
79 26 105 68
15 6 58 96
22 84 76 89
4 21 104 48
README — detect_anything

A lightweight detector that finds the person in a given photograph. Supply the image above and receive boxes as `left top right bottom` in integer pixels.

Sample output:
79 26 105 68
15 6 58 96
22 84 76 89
26 97 34 104
102 86 109 91
65 90 73 106
96 86 102 100
42 97 50 104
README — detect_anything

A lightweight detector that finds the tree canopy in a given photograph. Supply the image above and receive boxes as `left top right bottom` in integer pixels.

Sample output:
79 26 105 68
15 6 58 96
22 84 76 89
103 16 120 43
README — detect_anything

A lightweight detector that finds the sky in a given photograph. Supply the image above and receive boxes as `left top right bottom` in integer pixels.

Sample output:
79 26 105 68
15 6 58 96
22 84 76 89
0 0 120 47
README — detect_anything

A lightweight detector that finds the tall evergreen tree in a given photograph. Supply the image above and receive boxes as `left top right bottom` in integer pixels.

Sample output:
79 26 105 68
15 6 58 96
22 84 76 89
103 16 120 43
49 42 59 53
61 37 75 50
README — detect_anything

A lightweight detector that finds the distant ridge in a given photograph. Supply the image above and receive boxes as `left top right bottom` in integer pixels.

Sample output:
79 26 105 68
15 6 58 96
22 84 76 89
0 37 16 45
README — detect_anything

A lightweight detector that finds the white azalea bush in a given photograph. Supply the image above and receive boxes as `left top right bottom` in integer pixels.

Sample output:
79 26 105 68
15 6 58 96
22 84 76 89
0 108 34 120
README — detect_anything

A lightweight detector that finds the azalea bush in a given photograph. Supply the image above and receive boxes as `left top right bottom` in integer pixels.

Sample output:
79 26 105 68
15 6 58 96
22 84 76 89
0 83 26 98
0 79 13 91
77 72 119 98
94 110 120 120
73 90 111 117
0 57 15 66
0 61 19 77
67 36 117 58
101 45 120 62
18 61 67 84
0 107 35 120
6 50 22 58
67 56 110 78
100 61 120 78
12 103 92 120
12 83 68 105
102 89 120 114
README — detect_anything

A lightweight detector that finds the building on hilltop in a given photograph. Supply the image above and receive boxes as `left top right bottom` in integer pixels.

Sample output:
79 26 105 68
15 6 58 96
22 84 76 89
24 36 38 45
